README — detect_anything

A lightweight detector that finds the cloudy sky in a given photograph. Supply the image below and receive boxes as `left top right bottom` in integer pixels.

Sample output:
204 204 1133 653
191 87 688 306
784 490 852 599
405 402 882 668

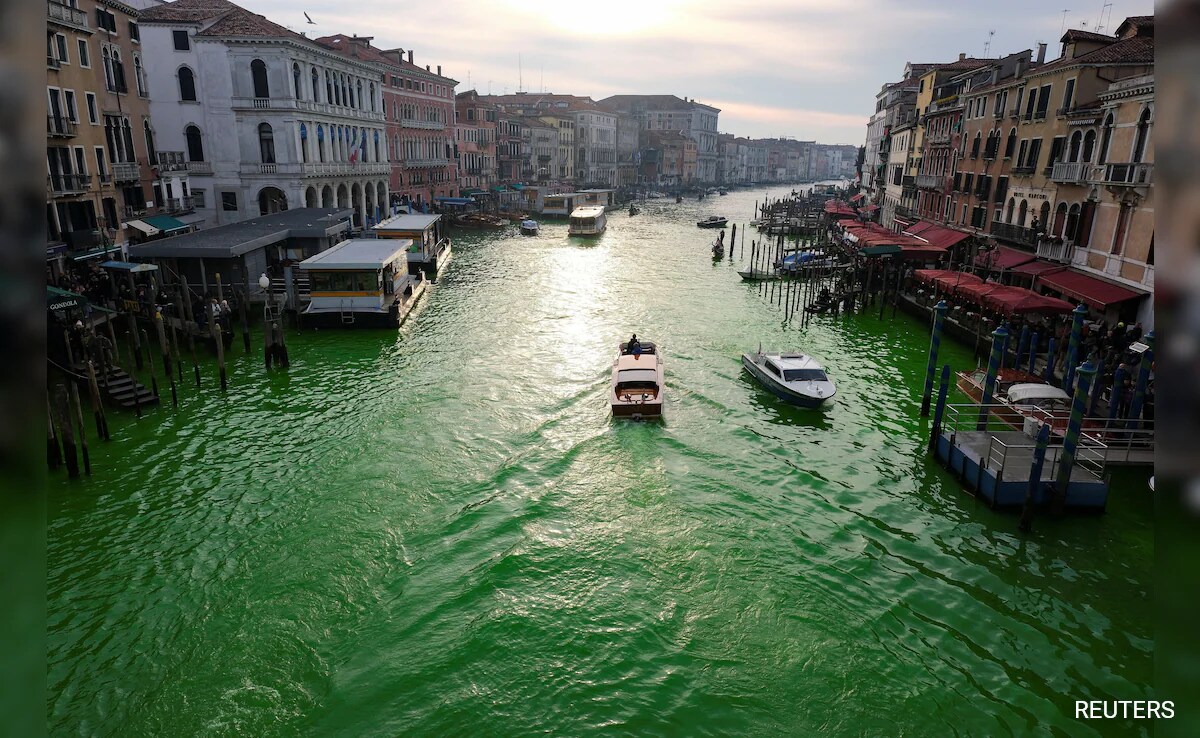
242 0 1152 145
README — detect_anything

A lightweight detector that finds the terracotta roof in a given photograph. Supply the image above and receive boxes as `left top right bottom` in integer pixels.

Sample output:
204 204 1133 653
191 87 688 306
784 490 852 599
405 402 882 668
598 94 719 113
138 0 237 23
1060 29 1117 43
196 6 295 37
1031 34 1154 76
1116 16 1154 36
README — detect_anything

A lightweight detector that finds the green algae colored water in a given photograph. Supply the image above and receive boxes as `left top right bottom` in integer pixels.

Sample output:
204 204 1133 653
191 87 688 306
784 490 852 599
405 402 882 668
48 186 1153 737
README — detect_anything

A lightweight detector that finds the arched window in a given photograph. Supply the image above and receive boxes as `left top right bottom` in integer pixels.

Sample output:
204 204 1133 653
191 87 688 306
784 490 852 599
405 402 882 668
369 82 376 112
121 119 134 162
134 56 147 97
325 70 333 104
178 66 197 101
1052 202 1068 236
1082 130 1096 162
1098 114 1114 164
374 129 380 162
258 122 275 163
1132 108 1151 163
1038 202 1051 232
299 122 308 163
101 48 115 91
1066 203 1082 242
251 59 269 98
317 124 325 162
143 119 156 165
185 124 204 161
970 131 981 158
1006 197 1015 223
1068 131 1082 162
293 63 302 99
356 79 363 109
1017 199 1028 227
311 67 320 101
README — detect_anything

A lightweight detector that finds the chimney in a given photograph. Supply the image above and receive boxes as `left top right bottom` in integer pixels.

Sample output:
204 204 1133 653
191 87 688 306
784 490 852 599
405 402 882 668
437 65 441 76
425 65 430 71
408 50 414 64
1036 42 1047 64
1015 57 1025 77
958 52 966 61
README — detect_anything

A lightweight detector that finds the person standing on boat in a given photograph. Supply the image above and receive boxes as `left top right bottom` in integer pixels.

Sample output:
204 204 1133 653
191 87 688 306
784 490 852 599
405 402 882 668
628 334 642 356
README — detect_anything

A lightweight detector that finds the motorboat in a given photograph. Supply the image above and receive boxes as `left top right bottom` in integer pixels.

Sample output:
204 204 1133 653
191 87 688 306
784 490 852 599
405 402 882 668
611 339 664 419
738 269 779 281
697 216 728 229
628 204 640 216
956 368 1073 432
519 219 539 235
568 206 607 236
955 368 1045 407
742 349 836 408
718 189 728 195
675 195 683 203
777 251 837 272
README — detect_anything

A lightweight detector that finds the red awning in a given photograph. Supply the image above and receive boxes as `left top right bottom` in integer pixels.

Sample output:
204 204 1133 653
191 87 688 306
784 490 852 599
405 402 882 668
862 204 880 212
899 244 948 259
904 221 936 235
849 193 865 203
1037 268 1146 310
955 281 1002 303
917 225 971 250
981 285 1077 315
932 272 983 292
825 201 857 217
1010 261 1068 277
975 245 1036 270
913 269 954 285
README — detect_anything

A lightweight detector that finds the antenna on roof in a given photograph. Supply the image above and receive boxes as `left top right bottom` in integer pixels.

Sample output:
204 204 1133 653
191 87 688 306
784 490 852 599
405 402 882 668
983 29 995 56
1060 9 1070 35
1095 1 1113 33
518 53 523 93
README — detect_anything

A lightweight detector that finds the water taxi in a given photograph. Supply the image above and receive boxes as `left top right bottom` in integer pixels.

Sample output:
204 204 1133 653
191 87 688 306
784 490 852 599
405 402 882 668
520 219 539 235
298 239 426 328
742 349 836 408
611 339 664 419
697 216 728 229
568 206 607 237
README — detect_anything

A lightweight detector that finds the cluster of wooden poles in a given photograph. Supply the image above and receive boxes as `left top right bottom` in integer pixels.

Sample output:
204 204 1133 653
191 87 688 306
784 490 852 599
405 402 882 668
48 272 291 480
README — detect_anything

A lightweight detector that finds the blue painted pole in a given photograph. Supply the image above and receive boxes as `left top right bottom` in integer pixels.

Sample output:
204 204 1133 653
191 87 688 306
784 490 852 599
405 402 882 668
1043 337 1057 382
929 364 952 455
1016 324 1030 371
977 325 1009 430
1027 331 1039 374
1063 304 1088 389
1125 330 1154 426
1019 421 1052 533
1088 358 1106 416
1052 360 1097 516
1108 365 1126 421
920 300 948 416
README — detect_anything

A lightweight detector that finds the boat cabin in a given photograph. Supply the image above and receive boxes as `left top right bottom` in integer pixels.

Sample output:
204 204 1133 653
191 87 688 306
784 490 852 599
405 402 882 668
372 213 451 275
762 354 830 383
568 206 607 236
542 192 583 217
1004 383 1071 411
297 238 426 328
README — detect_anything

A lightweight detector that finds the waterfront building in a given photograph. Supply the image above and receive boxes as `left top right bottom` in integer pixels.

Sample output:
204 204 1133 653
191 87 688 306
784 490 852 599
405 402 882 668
641 130 696 186
138 0 389 229
573 105 617 187
497 114 525 184
880 116 916 228
614 111 640 189
862 63 941 204
597 95 720 183
454 90 498 195
717 133 739 184
315 38 456 209
521 116 559 184
47 0 158 268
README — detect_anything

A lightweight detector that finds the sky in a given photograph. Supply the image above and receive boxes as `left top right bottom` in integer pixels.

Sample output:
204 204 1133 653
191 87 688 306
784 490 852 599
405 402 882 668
241 0 1153 145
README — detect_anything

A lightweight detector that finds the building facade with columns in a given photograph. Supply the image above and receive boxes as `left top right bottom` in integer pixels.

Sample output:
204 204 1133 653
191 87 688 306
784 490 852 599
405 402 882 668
138 0 390 229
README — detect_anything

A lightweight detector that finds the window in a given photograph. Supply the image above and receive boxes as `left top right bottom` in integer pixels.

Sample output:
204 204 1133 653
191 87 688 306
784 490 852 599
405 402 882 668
1062 79 1075 112
128 21 139 42
85 92 97 124
311 68 319 101
95 8 117 33
1016 140 1028 167
292 63 302 99
258 122 275 163
94 147 107 180
143 120 155 165
1035 85 1051 118
1132 108 1151 163
185 124 204 161
192 189 206 208
251 59 269 98
134 56 147 97
221 191 238 211
77 39 90 68
173 30 190 51
1024 90 1037 120
101 48 114 91
63 90 77 121
1004 128 1016 159
178 67 196 101
1048 136 1065 172
1026 138 1043 170
1098 114 1114 164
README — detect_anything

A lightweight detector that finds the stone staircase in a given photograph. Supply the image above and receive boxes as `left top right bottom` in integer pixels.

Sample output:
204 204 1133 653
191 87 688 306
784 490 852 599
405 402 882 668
93 366 159 409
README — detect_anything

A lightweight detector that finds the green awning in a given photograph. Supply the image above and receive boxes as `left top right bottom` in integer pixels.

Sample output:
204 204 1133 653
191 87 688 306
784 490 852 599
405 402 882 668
142 214 191 233
461 188 485 196
48 286 85 311
72 244 122 261
491 186 507 193
510 183 525 190
860 244 903 256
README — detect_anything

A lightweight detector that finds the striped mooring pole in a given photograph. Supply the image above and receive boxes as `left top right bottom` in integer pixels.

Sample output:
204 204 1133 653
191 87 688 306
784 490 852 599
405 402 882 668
1027 331 1039 374
1019 421 1053 533
920 300 949 416
1052 360 1097 516
1126 330 1155 426
1063 304 1088 390
929 364 952 455
1043 337 1057 382
977 325 1009 431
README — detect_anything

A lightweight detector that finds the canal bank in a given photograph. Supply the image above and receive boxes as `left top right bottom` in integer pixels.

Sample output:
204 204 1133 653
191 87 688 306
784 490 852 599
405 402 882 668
49 185 1153 736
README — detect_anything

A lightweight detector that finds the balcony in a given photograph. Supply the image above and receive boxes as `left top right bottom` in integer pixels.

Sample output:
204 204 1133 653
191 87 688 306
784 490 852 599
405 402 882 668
47 115 76 137
927 132 951 145
163 196 195 214
1036 237 1074 263
112 161 141 182
47 0 88 29
47 55 61 70
404 158 448 168
155 151 189 172
293 98 385 122
1097 162 1153 186
186 161 213 175
48 173 91 194
989 222 1037 248
1032 109 1048 121
400 119 445 130
301 161 390 177
916 173 947 190
1010 165 1035 176
1050 161 1091 185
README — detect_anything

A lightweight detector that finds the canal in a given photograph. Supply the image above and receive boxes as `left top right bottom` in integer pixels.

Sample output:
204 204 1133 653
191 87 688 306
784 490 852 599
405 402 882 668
48 185 1153 736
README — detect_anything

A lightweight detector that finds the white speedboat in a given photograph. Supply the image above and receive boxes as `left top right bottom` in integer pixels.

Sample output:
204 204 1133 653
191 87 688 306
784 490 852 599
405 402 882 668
611 339 664 419
568 206 607 236
520 219 539 235
742 349 836 408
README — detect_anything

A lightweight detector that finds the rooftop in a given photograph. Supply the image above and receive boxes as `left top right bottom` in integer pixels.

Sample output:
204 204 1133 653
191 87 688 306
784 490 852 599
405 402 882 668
374 213 441 232
298 238 413 270
128 208 353 260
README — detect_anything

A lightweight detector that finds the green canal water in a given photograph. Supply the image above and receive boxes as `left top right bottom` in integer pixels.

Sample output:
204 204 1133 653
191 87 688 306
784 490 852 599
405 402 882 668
49 186 1153 737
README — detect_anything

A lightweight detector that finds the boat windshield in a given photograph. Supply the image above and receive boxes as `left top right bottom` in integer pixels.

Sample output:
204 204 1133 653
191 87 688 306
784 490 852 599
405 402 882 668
617 369 658 387
783 369 828 382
